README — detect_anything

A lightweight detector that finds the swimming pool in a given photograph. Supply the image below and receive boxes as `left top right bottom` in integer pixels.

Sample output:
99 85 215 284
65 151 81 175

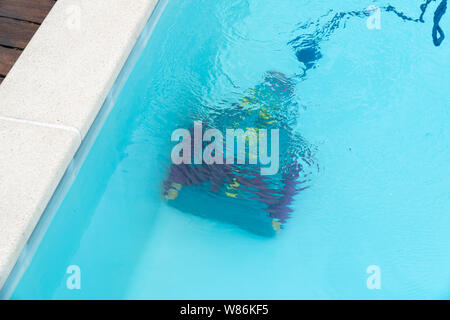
9 0 450 299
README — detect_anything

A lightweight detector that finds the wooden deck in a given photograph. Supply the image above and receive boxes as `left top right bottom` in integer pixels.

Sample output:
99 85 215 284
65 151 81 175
0 0 56 85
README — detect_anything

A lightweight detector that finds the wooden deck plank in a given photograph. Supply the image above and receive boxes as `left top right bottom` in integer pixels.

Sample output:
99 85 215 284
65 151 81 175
0 17 39 49
0 0 56 24
0 46 22 76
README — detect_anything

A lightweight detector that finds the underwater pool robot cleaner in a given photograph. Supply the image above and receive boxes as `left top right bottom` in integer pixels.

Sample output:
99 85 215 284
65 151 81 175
162 72 314 237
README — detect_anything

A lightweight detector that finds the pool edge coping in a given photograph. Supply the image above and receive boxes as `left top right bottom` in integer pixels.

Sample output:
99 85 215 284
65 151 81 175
0 0 162 294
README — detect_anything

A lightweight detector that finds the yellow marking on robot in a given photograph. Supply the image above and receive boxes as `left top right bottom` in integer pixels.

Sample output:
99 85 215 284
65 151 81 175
272 219 282 234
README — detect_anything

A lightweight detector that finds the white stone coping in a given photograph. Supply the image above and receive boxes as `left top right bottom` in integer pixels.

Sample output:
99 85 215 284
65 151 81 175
0 0 158 291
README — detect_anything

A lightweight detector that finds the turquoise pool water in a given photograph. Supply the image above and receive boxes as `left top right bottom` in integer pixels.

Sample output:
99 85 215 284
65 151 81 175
11 0 450 299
